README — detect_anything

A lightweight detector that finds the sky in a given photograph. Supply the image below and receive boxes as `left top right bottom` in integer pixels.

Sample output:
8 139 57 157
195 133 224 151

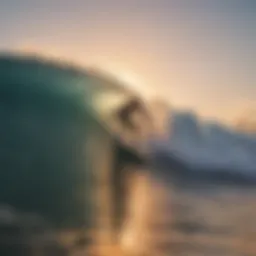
0 0 255 124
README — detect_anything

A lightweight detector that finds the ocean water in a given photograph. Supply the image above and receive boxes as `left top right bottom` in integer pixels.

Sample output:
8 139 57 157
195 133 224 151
120 169 256 256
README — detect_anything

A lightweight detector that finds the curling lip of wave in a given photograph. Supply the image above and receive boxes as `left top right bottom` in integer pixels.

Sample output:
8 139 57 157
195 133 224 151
151 110 256 172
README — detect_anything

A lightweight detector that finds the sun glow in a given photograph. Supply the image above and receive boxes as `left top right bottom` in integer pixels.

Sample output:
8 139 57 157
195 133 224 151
90 63 145 95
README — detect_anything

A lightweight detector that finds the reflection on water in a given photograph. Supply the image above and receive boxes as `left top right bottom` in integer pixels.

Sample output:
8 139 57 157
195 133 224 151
120 171 151 255
117 168 256 256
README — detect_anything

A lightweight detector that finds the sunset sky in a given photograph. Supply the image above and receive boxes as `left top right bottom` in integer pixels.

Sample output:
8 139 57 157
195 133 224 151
0 0 255 124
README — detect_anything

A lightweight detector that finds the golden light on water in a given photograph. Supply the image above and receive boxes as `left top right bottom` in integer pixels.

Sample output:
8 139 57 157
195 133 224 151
120 172 151 255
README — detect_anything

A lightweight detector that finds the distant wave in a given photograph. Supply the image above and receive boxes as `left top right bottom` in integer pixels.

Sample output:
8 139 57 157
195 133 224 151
150 110 256 174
